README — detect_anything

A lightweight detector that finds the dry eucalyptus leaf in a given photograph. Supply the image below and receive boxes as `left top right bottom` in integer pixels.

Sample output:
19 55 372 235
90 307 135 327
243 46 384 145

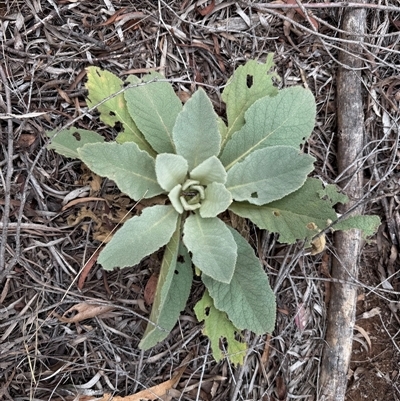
59 303 115 323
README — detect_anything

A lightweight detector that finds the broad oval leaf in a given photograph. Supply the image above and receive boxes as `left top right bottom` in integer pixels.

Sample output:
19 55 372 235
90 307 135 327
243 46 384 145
229 178 338 244
85 67 154 155
190 156 227 185
124 72 182 154
218 117 228 145
194 290 247 365
200 183 232 218
183 214 237 283
230 181 379 243
221 55 278 146
202 227 276 334
155 153 188 191
98 205 179 270
140 222 193 349
332 215 381 238
47 128 104 159
78 142 164 200
173 88 221 171
226 146 315 205
221 87 316 169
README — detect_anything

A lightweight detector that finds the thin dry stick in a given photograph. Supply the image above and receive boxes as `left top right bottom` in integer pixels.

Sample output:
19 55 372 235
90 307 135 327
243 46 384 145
319 3 367 401
4 3 79 47
240 1 400 12
237 0 400 70
0 65 14 273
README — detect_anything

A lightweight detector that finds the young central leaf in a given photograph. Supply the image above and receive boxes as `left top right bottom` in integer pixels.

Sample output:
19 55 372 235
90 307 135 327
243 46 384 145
190 156 227 185
183 214 237 283
98 205 179 270
179 179 204 211
200 182 232 218
226 146 315 205
155 153 188 192
78 142 164 200
173 88 221 171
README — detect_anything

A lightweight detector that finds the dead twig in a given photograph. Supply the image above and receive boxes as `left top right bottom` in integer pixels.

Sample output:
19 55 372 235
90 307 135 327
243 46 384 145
0 64 14 273
240 1 400 13
319 3 367 400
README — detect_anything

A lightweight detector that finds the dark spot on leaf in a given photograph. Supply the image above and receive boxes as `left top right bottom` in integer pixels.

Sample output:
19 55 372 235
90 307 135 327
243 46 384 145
109 111 116 116
96 70 101 77
114 121 122 132
72 131 81 141
177 255 184 263
205 307 210 316
251 192 258 198
302 137 306 141
174 270 179 274
273 211 280 217
246 74 253 88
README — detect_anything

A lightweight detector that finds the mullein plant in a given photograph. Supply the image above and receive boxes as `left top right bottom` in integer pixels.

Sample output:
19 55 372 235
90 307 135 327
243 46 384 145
48 55 379 364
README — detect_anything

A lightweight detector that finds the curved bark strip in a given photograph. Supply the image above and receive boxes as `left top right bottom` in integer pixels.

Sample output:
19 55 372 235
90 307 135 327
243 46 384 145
319 5 367 401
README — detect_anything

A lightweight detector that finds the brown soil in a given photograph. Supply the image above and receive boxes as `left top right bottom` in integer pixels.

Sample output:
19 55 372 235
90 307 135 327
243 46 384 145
1 1 400 400
346 246 400 401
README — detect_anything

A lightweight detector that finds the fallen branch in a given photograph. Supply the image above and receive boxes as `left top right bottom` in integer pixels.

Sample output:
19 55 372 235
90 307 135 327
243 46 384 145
240 0 400 12
0 65 14 273
319 3 367 401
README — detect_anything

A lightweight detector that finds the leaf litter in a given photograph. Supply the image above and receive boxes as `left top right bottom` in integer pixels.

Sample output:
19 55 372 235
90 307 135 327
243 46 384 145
1 0 400 400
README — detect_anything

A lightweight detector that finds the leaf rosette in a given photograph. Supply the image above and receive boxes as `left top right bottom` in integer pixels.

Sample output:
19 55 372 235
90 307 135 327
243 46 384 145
47 56 380 364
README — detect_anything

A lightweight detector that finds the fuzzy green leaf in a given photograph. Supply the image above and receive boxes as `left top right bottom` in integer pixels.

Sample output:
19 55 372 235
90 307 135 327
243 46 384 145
203 228 276 334
200 183 232 218
47 128 104 159
85 67 153 155
229 178 339 244
226 146 315 205
140 222 193 349
155 153 188 192
318 184 349 205
183 214 237 283
221 87 316 169
98 205 179 270
194 290 247 365
221 55 278 146
218 117 228 144
333 215 381 238
78 142 163 200
173 88 221 170
190 156 227 185
168 184 184 214
124 72 182 154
